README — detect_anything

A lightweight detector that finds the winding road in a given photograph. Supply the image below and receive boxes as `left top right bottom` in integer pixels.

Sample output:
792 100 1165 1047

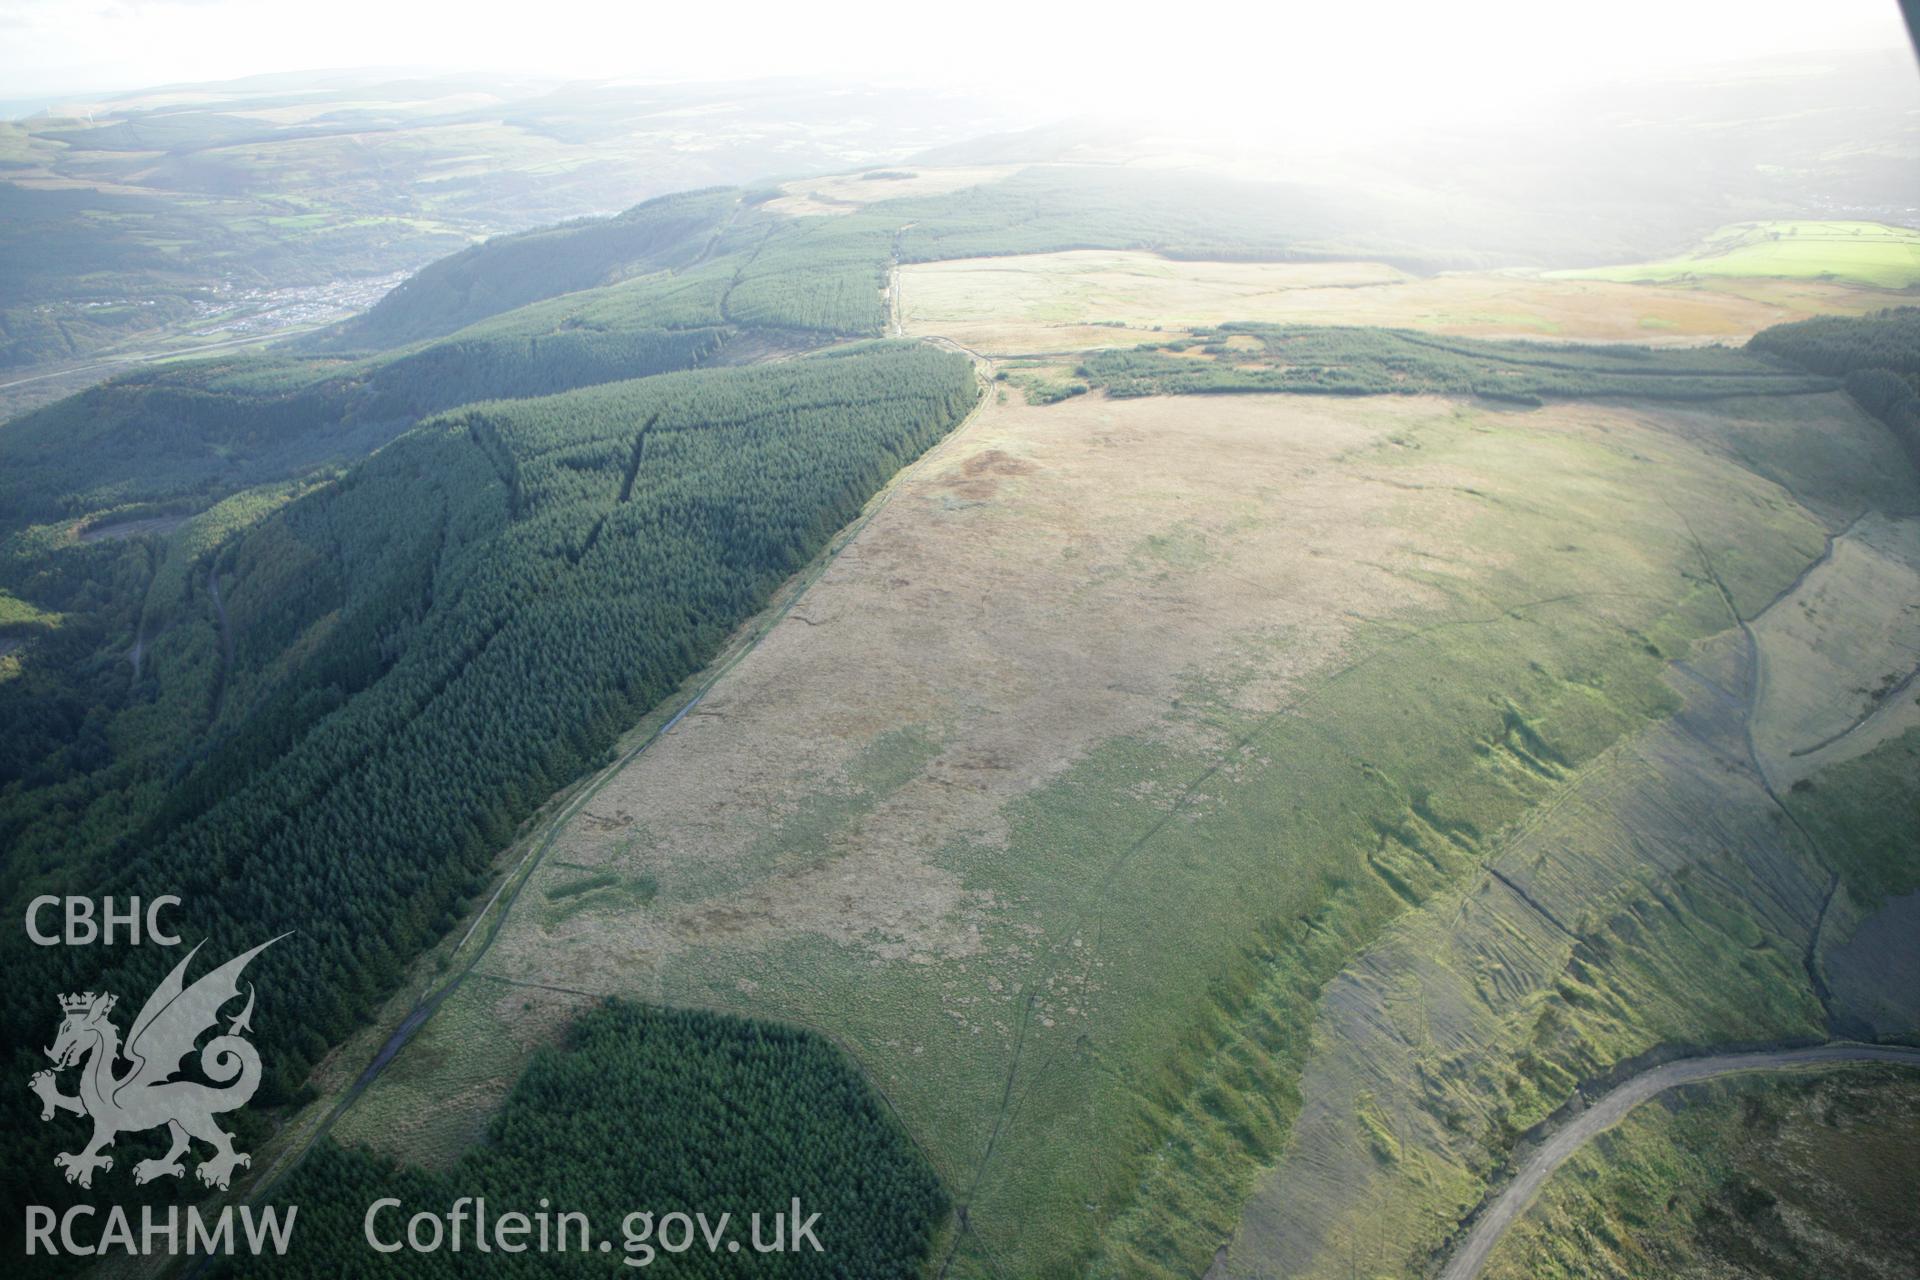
1433 1042 1920 1280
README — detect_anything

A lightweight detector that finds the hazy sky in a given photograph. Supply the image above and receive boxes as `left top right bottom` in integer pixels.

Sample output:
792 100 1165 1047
2 0 1913 117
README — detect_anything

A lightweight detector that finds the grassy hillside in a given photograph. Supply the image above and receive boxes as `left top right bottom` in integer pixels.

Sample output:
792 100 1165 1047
315 188 741 350
329 379 1917 1279
317 294 1918 1279
8 153 1919 1279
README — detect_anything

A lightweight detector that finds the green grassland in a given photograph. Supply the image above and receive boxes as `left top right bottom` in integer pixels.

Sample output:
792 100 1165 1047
1223 371 1920 1279
1555 221 1920 289
1792 730 1920 909
1481 1066 1920 1280
924 398 1856 1277
0 587 60 634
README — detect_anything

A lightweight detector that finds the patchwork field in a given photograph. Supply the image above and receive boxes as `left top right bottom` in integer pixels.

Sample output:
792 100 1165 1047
897 249 1911 354
336 372 1912 1276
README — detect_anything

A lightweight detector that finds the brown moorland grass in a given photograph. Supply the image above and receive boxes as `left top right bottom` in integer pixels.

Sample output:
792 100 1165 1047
897 249 1911 353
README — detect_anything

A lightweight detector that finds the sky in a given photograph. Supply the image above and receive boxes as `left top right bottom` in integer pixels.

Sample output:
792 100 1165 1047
1 0 1913 123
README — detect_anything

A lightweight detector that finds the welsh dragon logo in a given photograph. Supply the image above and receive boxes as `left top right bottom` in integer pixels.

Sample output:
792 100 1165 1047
30 935 285 1191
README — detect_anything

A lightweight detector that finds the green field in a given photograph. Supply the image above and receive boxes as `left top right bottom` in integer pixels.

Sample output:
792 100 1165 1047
1556 221 1920 289
0 588 61 634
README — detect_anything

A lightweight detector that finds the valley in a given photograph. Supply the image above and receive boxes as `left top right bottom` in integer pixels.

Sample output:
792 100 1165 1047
0 73 1025 392
2 99 1917 1279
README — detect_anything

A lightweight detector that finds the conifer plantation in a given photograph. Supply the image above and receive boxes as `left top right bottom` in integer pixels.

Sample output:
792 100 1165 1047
0 345 977 1225
230 1002 948 1278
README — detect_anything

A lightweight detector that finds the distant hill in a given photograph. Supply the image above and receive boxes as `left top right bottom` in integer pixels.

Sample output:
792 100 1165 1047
314 188 742 350
0 74 1024 379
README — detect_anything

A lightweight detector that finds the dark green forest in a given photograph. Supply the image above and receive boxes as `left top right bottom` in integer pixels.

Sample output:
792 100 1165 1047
1749 307 1920 465
0 306 735 528
0 344 977 1228
1079 324 1837 403
226 1002 948 1278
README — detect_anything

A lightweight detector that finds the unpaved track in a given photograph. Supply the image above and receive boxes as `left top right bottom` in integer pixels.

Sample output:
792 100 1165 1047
1434 1043 1920 1280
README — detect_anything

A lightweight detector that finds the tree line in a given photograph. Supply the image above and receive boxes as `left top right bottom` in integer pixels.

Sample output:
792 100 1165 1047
1079 324 1836 403
1749 307 1920 468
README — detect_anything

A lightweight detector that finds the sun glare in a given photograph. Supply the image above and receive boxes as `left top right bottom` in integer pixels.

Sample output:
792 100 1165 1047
1 0 1909 121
